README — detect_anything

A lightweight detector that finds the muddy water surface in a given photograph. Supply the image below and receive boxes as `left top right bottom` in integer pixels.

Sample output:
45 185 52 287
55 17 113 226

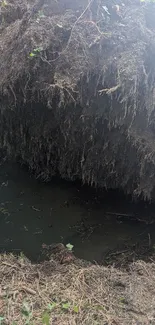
0 163 155 264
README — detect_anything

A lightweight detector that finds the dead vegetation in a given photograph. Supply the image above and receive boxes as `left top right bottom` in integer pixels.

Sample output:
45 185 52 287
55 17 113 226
0 253 155 325
1 0 155 199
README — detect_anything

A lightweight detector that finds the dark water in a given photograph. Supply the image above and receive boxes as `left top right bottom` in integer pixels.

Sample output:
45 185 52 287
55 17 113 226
0 163 155 263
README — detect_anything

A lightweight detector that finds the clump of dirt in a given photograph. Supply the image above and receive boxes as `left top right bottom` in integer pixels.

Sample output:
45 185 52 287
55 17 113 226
41 242 75 264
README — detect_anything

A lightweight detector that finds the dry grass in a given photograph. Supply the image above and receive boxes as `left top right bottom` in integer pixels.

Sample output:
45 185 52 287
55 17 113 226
0 253 155 324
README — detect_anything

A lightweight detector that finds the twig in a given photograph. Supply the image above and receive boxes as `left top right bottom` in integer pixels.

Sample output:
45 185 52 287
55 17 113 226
2 262 20 269
0 290 18 298
47 0 94 63
9 85 17 106
60 0 94 52
106 212 154 225
99 85 120 95
21 286 36 295
0 285 36 297
108 250 129 257
106 212 134 218
31 206 40 212
44 83 77 103
148 233 151 247
83 20 111 36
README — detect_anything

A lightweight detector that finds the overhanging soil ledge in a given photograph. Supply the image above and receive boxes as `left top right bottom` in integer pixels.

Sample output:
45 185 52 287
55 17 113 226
1 0 155 199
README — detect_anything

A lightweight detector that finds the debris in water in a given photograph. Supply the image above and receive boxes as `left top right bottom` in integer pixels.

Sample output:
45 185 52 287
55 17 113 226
31 206 41 212
1 181 8 187
34 228 42 235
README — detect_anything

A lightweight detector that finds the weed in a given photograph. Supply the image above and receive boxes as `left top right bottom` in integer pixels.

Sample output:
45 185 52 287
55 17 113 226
42 311 50 325
62 302 70 311
18 252 25 264
0 0 7 7
0 317 4 325
120 297 128 305
19 252 25 259
73 305 79 313
29 52 36 57
36 10 45 23
38 10 45 18
66 243 74 251
47 302 57 310
95 305 105 311
21 302 32 324
29 48 43 58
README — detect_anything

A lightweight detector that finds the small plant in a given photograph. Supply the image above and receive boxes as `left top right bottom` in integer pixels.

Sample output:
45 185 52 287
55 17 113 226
0 0 7 7
95 305 105 311
29 52 36 58
47 302 57 310
36 10 45 23
21 302 32 324
73 305 79 313
120 297 128 304
42 311 50 325
61 302 79 313
66 243 74 251
29 47 43 58
62 302 70 310
19 252 25 263
62 302 70 311
38 10 45 18
0 317 4 325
